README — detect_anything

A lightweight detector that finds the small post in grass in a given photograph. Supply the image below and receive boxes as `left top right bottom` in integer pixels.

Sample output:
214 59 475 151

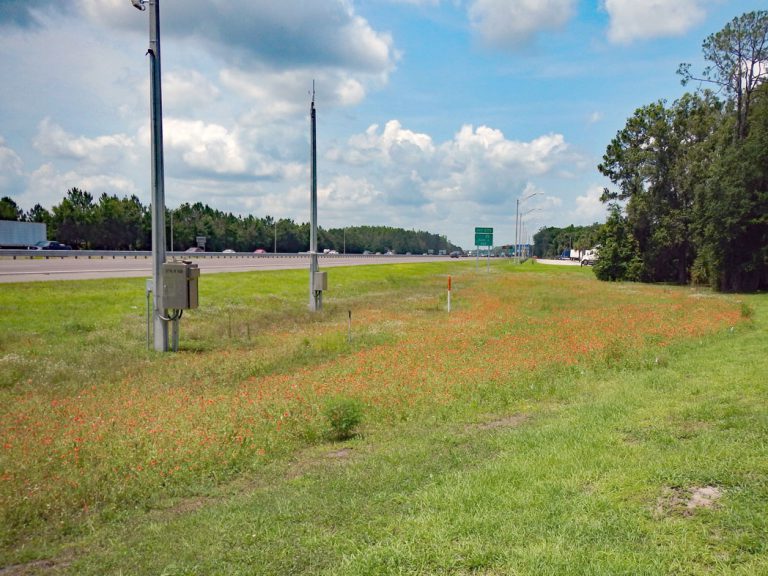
447 275 452 313
347 310 352 343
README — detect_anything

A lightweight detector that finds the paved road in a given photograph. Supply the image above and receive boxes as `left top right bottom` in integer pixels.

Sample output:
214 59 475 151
0 253 451 283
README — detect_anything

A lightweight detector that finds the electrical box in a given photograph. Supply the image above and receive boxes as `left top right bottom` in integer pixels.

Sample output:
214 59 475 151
313 271 327 291
162 261 200 309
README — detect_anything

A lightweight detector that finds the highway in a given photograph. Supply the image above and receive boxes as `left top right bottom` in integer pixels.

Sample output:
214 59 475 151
0 252 450 283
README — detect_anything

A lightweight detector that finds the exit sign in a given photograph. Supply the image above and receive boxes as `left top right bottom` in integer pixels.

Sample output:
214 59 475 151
475 227 493 246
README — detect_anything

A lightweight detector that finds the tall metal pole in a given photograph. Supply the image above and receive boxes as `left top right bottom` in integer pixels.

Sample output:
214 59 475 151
515 198 520 264
148 0 168 351
274 221 277 253
309 87 321 311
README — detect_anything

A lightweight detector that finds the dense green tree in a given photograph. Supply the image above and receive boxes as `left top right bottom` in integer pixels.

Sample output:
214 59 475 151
679 10 768 141
532 224 601 258
693 83 768 291
51 188 96 248
593 203 642 282
598 94 721 284
0 196 23 221
26 204 52 227
12 192 461 255
91 194 148 250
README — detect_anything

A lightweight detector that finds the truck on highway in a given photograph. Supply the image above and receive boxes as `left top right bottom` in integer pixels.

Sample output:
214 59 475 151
0 221 46 248
580 248 599 266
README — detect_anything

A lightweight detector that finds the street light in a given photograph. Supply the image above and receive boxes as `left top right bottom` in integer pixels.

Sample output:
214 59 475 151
519 207 541 261
132 0 168 351
515 191 541 263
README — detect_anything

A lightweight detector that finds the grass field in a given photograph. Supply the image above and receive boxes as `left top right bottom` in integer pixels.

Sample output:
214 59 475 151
0 260 766 575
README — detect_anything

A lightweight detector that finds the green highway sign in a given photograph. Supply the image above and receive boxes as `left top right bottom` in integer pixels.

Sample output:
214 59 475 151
474 227 493 246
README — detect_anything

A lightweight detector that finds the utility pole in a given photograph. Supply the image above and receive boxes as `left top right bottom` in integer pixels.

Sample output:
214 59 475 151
516 191 541 263
309 85 322 311
515 198 519 263
133 0 168 351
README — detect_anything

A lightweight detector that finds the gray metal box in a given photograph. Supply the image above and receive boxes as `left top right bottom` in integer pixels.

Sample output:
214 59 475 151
162 261 200 309
313 271 328 291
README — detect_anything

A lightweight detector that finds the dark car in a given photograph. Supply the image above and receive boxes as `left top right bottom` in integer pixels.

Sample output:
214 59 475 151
449 251 461 258
30 240 72 250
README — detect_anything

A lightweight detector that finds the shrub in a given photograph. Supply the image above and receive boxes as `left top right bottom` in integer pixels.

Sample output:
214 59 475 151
323 397 363 441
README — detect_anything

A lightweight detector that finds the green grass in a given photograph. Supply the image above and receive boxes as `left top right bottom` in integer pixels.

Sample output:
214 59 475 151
0 260 765 574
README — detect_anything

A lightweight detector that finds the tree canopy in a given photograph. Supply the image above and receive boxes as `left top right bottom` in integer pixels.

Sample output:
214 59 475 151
5 192 459 255
599 10 767 292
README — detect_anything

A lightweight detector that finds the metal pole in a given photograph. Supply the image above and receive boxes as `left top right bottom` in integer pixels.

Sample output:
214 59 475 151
169 209 173 252
148 0 168 351
274 221 277 253
515 198 519 264
309 88 321 311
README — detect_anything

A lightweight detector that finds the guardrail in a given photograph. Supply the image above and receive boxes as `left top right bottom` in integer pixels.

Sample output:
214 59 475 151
0 249 446 260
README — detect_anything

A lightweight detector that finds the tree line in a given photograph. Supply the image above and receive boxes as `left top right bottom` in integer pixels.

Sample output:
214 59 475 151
532 223 602 259
594 10 767 292
0 191 458 255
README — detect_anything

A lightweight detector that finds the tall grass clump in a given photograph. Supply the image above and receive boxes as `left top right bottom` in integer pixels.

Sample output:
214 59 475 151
323 397 364 441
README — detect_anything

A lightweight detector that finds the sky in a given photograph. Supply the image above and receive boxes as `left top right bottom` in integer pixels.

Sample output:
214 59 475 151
0 0 763 249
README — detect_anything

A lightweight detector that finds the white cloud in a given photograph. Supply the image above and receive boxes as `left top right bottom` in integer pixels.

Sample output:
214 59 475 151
331 120 435 166
0 137 23 177
163 70 221 112
33 119 135 166
82 1 397 76
23 163 141 209
603 0 708 44
329 120 573 216
469 0 576 49
159 119 249 175
588 111 603 124
444 125 568 176
320 175 383 207
220 67 373 123
573 185 607 222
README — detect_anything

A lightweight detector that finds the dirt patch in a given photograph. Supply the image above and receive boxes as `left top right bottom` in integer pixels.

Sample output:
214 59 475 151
287 446 356 479
472 414 529 431
674 420 712 440
655 485 723 518
0 558 70 576
149 496 213 520
326 448 353 459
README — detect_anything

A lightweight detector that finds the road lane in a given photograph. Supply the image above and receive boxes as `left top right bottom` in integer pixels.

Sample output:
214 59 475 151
0 254 450 283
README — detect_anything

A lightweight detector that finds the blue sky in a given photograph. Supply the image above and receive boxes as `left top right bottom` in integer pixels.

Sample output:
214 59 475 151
0 0 763 249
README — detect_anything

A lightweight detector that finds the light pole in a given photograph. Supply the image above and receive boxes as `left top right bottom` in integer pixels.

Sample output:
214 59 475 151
515 191 541 263
343 227 346 255
309 86 322 311
132 0 168 351
519 207 541 261
274 220 277 253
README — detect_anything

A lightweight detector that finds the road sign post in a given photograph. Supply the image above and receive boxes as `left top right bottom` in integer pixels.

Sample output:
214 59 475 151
474 227 493 271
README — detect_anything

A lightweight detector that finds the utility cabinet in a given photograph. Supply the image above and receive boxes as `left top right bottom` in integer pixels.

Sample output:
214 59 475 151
162 261 200 309
313 271 328 291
